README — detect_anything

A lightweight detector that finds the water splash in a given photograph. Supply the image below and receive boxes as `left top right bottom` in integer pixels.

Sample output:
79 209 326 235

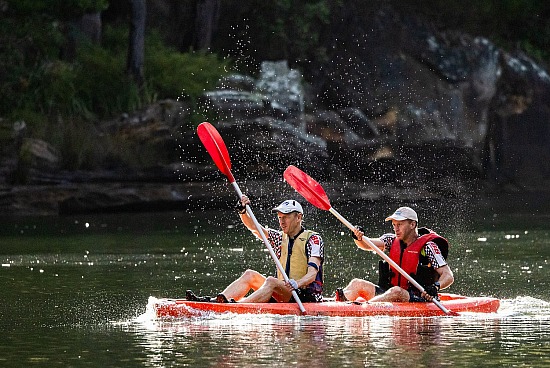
498 296 550 317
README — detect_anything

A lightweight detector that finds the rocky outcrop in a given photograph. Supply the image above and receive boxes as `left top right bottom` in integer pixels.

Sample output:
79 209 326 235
310 4 550 188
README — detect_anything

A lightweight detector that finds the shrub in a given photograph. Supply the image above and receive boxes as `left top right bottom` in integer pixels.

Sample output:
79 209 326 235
145 31 231 103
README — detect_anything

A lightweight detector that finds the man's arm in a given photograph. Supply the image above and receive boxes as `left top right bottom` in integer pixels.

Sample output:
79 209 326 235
352 227 386 251
238 196 269 238
291 256 321 289
425 241 454 289
421 264 454 301
435 264 454 290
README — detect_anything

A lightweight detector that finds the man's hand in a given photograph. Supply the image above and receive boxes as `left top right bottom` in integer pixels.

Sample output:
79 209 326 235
236 195 250 214
287 279 299 290
423 282 440 300
351 226 364 240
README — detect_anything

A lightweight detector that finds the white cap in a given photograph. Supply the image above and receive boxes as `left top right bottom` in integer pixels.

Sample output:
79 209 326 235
273 200 303 214
385 206 418 222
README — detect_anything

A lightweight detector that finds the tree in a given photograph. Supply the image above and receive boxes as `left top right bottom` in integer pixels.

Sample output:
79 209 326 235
127 0 146 87
195 0 220 51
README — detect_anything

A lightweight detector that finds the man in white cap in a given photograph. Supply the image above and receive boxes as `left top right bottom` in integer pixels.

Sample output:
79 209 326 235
187 195 324 303
335 206 454 303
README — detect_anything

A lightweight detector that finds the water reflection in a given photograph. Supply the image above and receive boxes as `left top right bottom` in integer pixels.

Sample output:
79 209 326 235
118 315 520 367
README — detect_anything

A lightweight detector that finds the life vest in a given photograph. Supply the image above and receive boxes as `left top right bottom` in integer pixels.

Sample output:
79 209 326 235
278 229 318 282
388 228 449 289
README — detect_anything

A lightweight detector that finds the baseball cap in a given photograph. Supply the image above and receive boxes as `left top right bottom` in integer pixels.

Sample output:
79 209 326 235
385 206 418 222
272 200 303 214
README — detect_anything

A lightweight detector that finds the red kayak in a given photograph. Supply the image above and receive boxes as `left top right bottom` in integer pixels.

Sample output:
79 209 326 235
150 293 500 318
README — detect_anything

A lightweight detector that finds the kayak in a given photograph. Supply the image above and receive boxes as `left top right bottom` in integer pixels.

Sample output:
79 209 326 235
150 293 500 318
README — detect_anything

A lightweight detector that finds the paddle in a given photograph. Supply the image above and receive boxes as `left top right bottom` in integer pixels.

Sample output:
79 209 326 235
283 165 458 316
197 122 306 313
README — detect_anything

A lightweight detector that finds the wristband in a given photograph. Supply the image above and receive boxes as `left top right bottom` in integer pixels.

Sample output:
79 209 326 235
351 226 364 240
235 200 246 214
307 262 319 271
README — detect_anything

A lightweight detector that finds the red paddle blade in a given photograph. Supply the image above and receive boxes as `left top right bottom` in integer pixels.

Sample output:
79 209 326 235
197 122 235 182
283 165 331 211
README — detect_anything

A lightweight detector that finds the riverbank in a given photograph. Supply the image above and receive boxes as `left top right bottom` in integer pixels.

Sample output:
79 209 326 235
1 176 547 218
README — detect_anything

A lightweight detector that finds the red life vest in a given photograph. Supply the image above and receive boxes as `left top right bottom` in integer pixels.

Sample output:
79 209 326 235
388 231 448 289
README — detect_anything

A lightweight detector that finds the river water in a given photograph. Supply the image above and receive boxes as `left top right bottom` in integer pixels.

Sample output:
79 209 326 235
1 198 549 367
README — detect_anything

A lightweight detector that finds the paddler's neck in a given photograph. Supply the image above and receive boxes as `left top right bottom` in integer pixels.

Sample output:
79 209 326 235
287 226 305 239
403 231 419 246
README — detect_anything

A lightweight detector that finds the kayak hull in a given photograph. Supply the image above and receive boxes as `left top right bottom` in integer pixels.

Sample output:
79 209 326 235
151 293 500 318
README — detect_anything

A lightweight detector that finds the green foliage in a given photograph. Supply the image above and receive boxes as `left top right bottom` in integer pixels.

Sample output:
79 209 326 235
145 32 230 102
72 27 230 119
217 0 331 67
75 39 143 117
0 9 230 171
0 20 230 121
30 61 91 117
0 15 65 115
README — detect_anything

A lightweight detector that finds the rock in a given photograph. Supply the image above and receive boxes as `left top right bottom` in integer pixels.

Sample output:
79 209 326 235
209 117 328 180
254 60 305 117
0 120 26 184
338 108 380 139
15 139 61 183
200 90 272 119
217 74 256 92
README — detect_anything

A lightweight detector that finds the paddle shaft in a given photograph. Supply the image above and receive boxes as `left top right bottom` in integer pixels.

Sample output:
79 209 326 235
328 207 453 315
230 182 307 313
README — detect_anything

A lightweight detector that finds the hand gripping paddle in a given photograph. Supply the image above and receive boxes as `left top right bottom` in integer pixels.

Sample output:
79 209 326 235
197 122 306 313
283 165 458 316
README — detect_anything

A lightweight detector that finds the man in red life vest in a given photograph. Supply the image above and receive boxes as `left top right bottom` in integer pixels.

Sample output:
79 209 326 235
336 206 454 303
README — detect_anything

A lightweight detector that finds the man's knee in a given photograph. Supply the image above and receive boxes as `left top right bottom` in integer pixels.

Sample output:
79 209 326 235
349 278 370 289
263 276 279 288
387 286 408 300
241 269 260 280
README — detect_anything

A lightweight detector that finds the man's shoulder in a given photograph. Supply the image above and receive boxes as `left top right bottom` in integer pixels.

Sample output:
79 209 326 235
305 229 321 236
380 233 396 240
267 227 283 238
306 231 323 244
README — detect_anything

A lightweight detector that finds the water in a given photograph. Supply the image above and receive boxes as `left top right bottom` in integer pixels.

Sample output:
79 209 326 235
1 205 549 367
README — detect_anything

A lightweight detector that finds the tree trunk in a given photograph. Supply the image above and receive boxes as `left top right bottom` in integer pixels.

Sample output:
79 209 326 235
80 12 102 44
195 0 220 51
64 12 102 61
127 0 146 87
